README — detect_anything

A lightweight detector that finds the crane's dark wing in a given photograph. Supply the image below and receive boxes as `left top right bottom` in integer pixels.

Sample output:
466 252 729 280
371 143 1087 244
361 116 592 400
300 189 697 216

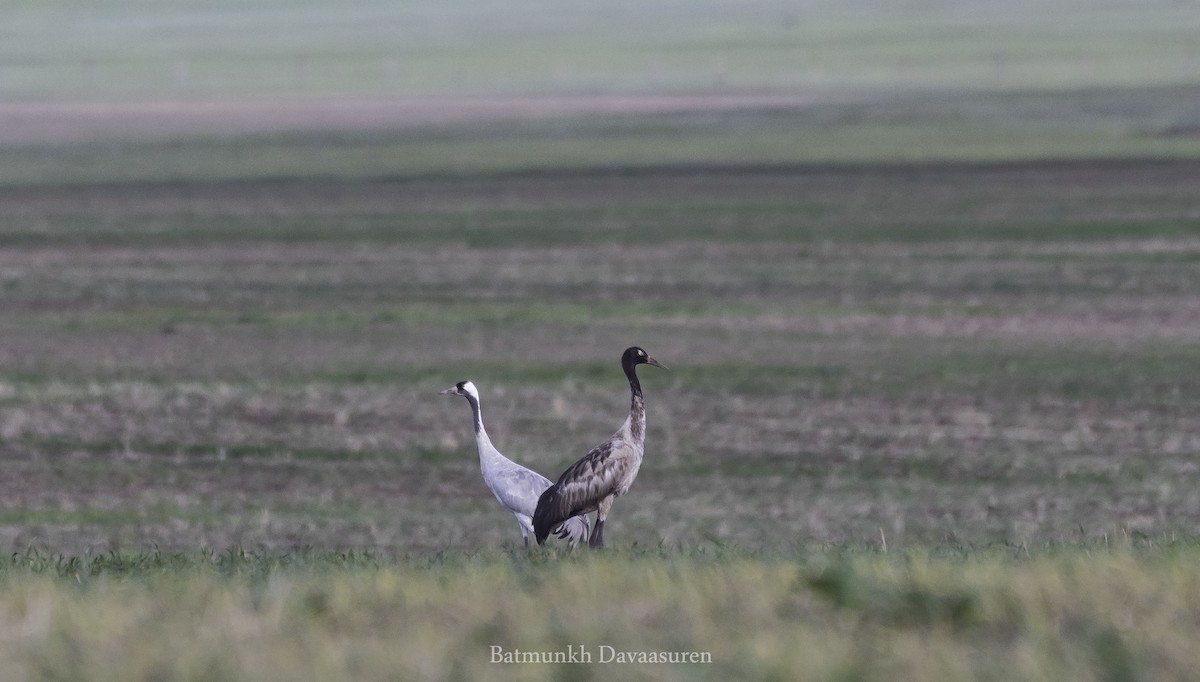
533 439 634 544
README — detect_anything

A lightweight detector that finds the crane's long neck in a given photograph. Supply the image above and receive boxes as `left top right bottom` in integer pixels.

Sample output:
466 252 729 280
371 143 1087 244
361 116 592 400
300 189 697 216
623 359 646 442
464 393 498 458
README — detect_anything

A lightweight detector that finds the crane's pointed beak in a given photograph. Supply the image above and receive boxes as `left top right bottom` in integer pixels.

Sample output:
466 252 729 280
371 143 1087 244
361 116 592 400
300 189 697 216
439 387 458 395
645 357 668 370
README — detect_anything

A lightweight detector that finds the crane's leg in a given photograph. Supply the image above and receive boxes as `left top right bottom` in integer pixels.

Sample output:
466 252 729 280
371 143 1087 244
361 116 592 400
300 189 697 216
517 514 533 549
590 495 614 548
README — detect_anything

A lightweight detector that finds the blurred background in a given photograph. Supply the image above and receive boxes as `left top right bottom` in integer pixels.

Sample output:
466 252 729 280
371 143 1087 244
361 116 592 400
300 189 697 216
1 0 1199 552
4 0 1200 179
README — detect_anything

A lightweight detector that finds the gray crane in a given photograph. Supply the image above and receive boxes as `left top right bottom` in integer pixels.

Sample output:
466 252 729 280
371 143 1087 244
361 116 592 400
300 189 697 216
441 380 589 547
533 347 666 547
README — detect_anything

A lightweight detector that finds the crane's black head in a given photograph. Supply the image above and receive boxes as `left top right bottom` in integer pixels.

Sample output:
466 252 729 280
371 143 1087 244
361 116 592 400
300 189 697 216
439 380 480 401
622 346 667 371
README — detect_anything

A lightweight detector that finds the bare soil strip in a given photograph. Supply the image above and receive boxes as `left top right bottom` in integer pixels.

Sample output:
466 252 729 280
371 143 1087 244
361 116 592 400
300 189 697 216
0 93 844 142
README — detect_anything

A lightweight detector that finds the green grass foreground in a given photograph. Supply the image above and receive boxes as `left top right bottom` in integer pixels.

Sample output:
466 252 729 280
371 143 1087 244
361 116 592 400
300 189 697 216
1 542 1197 681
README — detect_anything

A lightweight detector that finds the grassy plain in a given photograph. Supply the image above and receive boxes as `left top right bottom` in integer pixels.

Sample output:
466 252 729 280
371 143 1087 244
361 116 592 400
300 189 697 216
2 156 1199 679
3 0 1200 679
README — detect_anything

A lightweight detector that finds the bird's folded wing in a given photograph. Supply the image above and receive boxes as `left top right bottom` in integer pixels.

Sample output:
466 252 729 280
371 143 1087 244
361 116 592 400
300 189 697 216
551 441 632 513
490 465 554 517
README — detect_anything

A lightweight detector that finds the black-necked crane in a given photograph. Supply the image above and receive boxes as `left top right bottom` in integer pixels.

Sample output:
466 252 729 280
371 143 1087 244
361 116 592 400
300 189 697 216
440 380 589 548
533 346 666 547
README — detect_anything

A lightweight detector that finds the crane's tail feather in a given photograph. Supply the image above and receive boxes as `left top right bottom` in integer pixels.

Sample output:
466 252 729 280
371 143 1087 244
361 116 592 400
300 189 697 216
552 514 590 547
533 483 565 545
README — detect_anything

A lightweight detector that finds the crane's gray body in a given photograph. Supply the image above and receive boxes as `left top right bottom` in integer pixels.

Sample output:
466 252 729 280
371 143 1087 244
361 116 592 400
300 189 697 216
442 381 589 547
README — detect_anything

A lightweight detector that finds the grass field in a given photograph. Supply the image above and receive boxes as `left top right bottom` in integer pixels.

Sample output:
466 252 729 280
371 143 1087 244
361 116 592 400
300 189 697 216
3 0 1200 679
4 542 1200 681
